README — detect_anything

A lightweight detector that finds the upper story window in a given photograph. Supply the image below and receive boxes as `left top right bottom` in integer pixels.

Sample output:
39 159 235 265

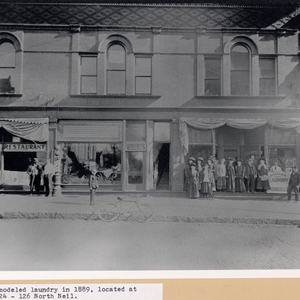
135 57 152 95
0 41 15 67
107 43 126 95
0 41 16 93
230 44 250 96
259 57 275 96
80 55 97 94
205 57 221 96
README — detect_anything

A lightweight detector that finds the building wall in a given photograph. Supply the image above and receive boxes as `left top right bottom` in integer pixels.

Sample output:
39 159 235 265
1 21 300 191
1 28 300 106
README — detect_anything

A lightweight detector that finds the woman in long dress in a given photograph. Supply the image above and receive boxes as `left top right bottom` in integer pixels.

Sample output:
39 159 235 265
256 158 270 192
235 159 246 192
199 163 212 198
227 157 235 192
187 163 199 199
216 158 227 191
208 157 216 198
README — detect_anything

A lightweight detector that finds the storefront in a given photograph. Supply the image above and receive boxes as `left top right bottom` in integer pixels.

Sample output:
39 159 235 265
57 120 171 192
179 117 300 193
0 118 48 188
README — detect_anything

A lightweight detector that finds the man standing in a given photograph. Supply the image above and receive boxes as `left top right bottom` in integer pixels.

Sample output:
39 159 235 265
27 158 42 196
287 166 300 203
43 158 55 197
245 158 257 193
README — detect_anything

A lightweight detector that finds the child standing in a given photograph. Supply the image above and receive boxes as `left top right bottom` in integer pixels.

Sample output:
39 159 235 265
88 168 100 205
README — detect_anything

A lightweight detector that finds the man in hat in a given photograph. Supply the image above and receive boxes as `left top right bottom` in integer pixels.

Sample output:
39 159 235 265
43 158 55 197
245 158 257 193
287 166 300 203
27 158 42 196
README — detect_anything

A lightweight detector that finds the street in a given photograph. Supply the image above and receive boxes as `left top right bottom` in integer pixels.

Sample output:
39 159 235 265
1 219 300 270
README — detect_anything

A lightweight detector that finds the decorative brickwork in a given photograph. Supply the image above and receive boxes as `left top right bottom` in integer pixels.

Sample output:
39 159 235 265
0 3 297 29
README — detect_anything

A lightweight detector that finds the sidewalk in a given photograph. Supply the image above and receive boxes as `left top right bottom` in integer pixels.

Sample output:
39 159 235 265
0 191 300 225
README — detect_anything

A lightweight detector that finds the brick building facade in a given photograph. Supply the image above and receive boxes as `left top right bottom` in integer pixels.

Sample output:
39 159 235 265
0 1 300 193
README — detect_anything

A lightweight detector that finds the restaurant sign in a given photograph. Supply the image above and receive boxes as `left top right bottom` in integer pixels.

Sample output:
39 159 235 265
3 143 46 152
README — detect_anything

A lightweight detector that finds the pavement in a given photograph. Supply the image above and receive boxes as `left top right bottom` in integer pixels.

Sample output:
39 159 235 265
1 190 300 225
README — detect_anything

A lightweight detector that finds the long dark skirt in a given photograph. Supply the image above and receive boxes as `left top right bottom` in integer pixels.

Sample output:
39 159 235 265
187 183 199 198
217 177 226 191
235 178 246 192
201 182 212 194
256 178 270 191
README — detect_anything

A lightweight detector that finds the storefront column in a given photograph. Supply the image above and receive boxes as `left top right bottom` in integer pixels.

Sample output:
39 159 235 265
264 125 269 163
212 128 216 157
146 121 154 191
0 144 3 186
170 119 184 192
296 131 300 168
121 120 126 192
53 144 62 196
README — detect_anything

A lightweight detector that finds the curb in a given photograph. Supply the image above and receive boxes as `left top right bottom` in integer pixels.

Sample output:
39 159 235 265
1 211 300 226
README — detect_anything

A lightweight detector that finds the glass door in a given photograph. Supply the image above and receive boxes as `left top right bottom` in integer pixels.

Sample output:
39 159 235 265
125 151 145 191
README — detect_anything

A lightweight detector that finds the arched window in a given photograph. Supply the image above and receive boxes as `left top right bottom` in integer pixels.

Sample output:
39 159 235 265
230 44 250 96
0 33 22 94
107 43 126 95
0 41 15 68
0 40 17 93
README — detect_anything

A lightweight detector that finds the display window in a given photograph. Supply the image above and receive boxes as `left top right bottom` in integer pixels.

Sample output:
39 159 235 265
61 143 122 185
268 146 296 172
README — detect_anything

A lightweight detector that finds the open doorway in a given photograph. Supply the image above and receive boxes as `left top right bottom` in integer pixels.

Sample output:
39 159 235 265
153 143 170 190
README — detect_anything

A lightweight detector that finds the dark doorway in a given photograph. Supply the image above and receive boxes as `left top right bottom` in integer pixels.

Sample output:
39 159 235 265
153 143 170 190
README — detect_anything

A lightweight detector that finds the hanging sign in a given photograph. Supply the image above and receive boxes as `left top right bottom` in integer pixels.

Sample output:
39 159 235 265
3 143 46 152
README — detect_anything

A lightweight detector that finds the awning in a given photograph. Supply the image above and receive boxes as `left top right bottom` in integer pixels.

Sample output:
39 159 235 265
0 118 49 142
179 117 300 155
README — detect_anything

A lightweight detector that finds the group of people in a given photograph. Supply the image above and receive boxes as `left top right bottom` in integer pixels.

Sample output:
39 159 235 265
27 158 55 196
185 154 271 199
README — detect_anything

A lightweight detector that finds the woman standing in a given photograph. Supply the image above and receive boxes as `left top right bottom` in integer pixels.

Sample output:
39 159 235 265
199 163 212 198
235 159 246 192
216 158 227 191
226 157 236 192
187 162 199 199
256 158 270 192
208 157 216 198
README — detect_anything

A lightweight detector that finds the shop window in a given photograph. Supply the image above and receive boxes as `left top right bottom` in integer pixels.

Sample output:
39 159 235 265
259 57 275 95
80 55 97 94
107 43 126 95
61 143 122 185
135 57 152 95
0 41 16 93
230 44 250 96
126 121 146 141
205 57 221 96
268 147 296 171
